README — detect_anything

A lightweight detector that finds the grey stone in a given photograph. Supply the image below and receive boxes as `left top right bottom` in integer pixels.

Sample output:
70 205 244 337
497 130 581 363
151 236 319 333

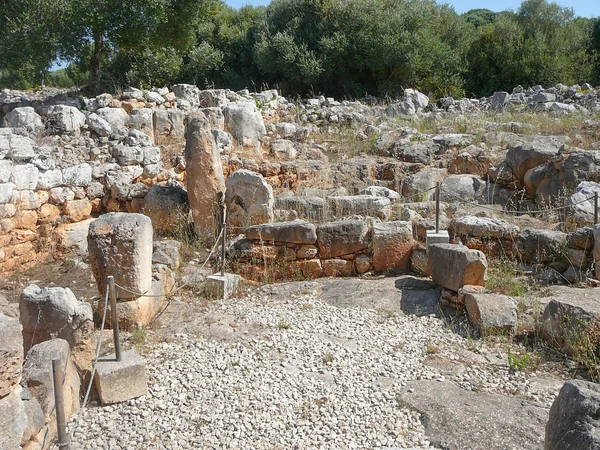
225 170 274 228
206 273 240 300
429 244 488 292
391 141 439 164
37 169 63 189
94 349 148 405
10 163 38 190
152 240 181 270
465 293 517 334
245 220 317 244
172 84 201 107
21 388 44 446
222 102 266 149
62 163 92 187
45 105 86 135
567 227 594 250
270 139 297 160
86 113 112 137
274 195 326 221
212 129 232 154
21 339 80 417
96 107 127 130
112 145 144 165
126 109 154 143
3 107 43 134
0 183 14 204
397 380 548 450
0 160 11 183
505 138 564 185
516 229 567 267
20 284 93 353
566 181 600 227
0 313 23 398
450 216 520 239
545 380 600 450
327 195 392 220
491 91 510 109
540 287 600 354
317 219 370 258
88 213 153 299
358 186 401 202
142 183 189 233
440 174 489 203
0 387 27 450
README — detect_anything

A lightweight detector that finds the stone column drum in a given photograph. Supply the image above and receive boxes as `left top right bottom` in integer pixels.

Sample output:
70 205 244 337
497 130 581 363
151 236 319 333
88 213 153 300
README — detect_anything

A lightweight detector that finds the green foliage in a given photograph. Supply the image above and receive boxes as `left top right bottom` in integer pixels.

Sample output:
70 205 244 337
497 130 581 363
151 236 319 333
486 261 527 297
507 348 530 372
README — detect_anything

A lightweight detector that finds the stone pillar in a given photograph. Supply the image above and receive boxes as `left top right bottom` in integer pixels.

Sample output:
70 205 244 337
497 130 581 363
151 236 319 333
88 213 153 300
185 115 225 236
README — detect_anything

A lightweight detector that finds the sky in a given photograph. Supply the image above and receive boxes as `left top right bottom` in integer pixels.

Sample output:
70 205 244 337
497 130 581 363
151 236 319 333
224 0 600 18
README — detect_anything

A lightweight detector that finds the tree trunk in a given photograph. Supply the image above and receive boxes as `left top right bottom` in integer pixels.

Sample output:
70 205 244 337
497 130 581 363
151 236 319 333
89 30 104 92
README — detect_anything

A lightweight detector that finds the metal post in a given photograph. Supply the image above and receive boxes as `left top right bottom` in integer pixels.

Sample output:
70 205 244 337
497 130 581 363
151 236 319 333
52 358 69 449
108 276 121 362
221 205 227 277
595 192 598 225
435 182 440 234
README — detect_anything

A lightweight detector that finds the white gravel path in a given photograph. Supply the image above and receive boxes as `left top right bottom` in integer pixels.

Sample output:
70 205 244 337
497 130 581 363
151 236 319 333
68 288 553 450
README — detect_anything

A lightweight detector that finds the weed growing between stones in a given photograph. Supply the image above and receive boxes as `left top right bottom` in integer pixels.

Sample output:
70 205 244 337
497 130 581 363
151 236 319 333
486 261 527 297
507 348 531 372
570 318 600 382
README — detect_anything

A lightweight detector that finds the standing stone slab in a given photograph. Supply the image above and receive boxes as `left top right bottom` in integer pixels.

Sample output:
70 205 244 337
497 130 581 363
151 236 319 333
185 116 226 235
317 219 370 258
88 213 153 299
545 380 600 450
225 169 274 228
0 387 27 450
465 292 517 334
19 285 94 353
429 244 488 292
372 221 414 273
0 313 23 398
222 101 266 150
245 220 317 244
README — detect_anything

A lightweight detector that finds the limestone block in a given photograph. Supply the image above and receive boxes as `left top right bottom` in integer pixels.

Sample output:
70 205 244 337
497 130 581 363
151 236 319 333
45 105 86 135
11 164 39 190
3 107 43 134
21 339 80 418
355 254 371 274
142 183 188 233
328 195 392 220
429 244 488 292
296 245 318 260
8 134 36 160
317 219 370 258
94 349 148 405
86 113 112 137
545 380 600 450
185 116 226 234
289 259 323 278
20 284 93 352
0 160 11 183
358 186 401 202
88 213 153 299
37 169 63 190
20 388 45 446
225 169 274 228
0 313 23 398
465 292 517 334
96 107 127 130
222 101 266 149
450 216 519 239
152 240 181 270
323 259 354 277
372 221 413 273
62 163 92 187
63 199 92 222
0 387 27 450
245 220 317 244
206 273 240 300
53 219 94 255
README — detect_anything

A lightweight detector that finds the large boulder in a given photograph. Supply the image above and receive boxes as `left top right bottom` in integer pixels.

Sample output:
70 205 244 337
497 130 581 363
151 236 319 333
545 380 600 450
21 339 80 419
566 181 600 228
3 107 43 135
505 137 564 186
86 113 112 137
225 170 274 228
0 387 27 450
327 195 392 220
185 116 226 235
172 84 201 107
372 221 413 273
0 313 23 398
465 292 517 334
440 174 490 203
45 105 86 135
429 244 488 292
245 220 317 244
317 219 370 258
516 229 567 269
88 213 153 299
450 216 520 239
20 285 93 353
96 107 127 131
540 287 600 354
143 183 189 234
222 102 266 149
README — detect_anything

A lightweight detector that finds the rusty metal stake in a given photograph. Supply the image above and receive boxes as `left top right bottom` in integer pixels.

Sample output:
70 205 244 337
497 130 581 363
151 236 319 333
221 205 227 277
435 182 440 234
108 276 121 362
595 191 598 225
52 358 70 449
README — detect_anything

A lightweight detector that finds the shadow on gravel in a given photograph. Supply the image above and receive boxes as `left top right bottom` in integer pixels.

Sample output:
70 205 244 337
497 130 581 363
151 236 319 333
395 276 463 324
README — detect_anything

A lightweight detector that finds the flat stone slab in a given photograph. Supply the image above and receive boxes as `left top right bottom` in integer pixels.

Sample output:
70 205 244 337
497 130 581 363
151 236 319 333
397 380 549 450
94 349 148 405
245 220 317 244
206 273 240 300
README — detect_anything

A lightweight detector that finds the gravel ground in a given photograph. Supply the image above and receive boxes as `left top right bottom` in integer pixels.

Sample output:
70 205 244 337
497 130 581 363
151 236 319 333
68 286 559 450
